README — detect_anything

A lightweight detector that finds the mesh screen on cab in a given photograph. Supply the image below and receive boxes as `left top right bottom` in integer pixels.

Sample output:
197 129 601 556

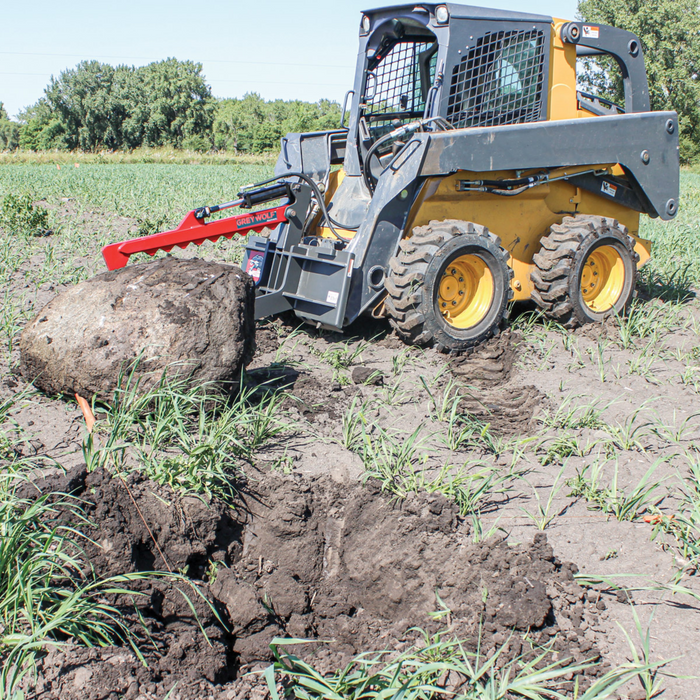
363 40 436 132
447 30 545 129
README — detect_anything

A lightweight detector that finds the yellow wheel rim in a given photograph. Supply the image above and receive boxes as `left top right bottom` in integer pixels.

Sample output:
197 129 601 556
580 245 626 313
438 254 494 329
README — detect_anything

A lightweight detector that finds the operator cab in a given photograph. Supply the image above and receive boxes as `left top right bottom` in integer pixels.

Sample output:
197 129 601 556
270 4 553 238
273 3 651 239
349 4 551 182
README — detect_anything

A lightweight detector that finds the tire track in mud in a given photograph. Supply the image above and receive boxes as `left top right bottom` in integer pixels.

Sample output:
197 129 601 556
449 329 545 434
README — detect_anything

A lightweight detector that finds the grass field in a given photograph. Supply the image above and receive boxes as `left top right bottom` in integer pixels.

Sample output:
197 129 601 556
2 161 699 289
2 161 700 699
0 148 277 167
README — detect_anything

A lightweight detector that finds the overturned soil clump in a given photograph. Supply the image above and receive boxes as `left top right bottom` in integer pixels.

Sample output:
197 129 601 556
25 468 609 699
19 257 256 398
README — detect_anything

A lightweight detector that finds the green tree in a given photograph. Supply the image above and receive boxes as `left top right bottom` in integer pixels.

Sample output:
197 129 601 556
137 59 214 149
18 100 67 150
20 58 214 152
213 94 341 154
44 61 131 150
214 93 280 152
0 103 20 151
578 0 700 161
16 60 339 154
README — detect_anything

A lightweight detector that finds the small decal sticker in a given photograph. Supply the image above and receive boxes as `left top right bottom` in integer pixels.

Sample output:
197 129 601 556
326 291 339 305
601 181 618 198
236 209 279 230
582 25 600 39
245 252 264 283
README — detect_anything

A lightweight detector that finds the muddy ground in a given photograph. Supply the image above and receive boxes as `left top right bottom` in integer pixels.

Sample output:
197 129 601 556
21 465 608 700
2 199 700 699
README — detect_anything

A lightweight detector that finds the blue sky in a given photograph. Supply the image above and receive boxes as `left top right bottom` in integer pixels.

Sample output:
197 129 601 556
1 0 579 119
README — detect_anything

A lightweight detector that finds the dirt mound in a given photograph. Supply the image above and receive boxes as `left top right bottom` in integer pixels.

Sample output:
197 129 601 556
222 476 604 673
19 257 255 398
449 330 545 434
23 467 239 700
18 466 241 578
24 469 608 699
31 576 234 699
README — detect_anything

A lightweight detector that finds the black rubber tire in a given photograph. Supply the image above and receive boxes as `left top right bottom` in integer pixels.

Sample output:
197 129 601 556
384 219 513 353
531 215 639 328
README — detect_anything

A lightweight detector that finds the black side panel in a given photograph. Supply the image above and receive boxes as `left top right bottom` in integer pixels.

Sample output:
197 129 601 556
566 172 645 213
274 130 348 180
421 112 680 220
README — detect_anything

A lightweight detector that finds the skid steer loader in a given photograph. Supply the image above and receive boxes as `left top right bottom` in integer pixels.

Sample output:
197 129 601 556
103 3 680 353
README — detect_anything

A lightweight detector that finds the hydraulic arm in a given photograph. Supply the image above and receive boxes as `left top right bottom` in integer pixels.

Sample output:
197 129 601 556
101 182 295 271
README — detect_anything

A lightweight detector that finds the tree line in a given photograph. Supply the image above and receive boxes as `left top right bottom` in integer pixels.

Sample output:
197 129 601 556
0 59 341 154
2 0 700 159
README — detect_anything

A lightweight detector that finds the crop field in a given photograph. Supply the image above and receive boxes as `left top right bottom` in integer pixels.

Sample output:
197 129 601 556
2 162 700 700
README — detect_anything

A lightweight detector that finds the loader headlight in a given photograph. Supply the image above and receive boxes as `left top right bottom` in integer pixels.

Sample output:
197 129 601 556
435 5 449 24
361 14 371 34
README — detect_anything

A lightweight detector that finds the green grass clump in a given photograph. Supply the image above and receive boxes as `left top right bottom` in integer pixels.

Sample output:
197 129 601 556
567 457 667 522
265 629 664 700
0 475 155 697
82 365 289 502
647 455 700 572
0 193 49 237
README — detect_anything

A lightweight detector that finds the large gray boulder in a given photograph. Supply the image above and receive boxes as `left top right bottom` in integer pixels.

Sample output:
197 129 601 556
20 257 256 398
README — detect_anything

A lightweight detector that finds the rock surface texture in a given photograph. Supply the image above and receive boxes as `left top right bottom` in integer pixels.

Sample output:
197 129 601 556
20 257 255 397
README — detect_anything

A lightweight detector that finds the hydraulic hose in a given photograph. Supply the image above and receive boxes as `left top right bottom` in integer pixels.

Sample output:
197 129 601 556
239 171 351 242
328 213 360 231
361 117 453 194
